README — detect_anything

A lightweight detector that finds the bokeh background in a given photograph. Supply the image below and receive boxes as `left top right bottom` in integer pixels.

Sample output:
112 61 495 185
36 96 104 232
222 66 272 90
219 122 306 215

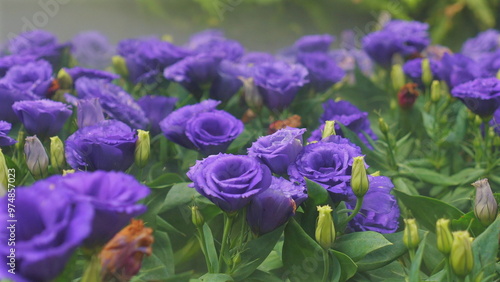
1 0 500 52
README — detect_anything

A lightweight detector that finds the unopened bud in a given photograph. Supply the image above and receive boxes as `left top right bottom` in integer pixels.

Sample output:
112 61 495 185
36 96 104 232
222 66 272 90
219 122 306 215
472 179 498 226
191 206 205 227
315 205 335 249
421 58 433 86
391 64 405 93
379 117 389 135
15 129 25 152
135 130 150 168
370 171 380 176
241 77 263 110
63 169 75 176
112 55 129 78
496 69 500 80
403 218 420 250
474 115 482 127
0 149 7 196
351 156 369 198
450 231 474 277
50 136 65 172
57 68 73 89
322 120 336 139
24 136 49 179
430 80 441 103
436 218 453 255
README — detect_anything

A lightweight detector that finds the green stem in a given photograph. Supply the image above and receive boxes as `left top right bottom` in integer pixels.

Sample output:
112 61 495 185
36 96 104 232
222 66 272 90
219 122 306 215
321 249 329 282
383 132 399 171
345 197 364 223
445 257 453 282
483 121 491 169
408 248 416 262
197 227 213 273
218 213 234 273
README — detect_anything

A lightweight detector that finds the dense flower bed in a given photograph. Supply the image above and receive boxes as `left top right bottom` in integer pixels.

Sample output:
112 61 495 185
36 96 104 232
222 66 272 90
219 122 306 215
0 21 498 281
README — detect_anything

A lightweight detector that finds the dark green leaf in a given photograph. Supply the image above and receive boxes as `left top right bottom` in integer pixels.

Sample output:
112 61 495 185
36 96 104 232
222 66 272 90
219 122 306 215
330 250 358 282
356 232 407 272
471 218 500 279
409 232 428 282
450 168 486 186
299 178 331 237
398 167 458 186
333 231 392 261
451 211 486 237
199 273 234 282
146 173 184 189
244 269 283 282
139 230 174 279
160 182 197 212
202 223 220 273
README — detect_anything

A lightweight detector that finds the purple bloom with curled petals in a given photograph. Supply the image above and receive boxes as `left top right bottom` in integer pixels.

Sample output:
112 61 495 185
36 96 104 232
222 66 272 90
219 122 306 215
76 98 105 128
160 99 220 149
1 60 53 98
294 34 334 53
240 52 275 65
209 60 249 102
187 29 225 49
65 120 137 171
186 110 243 155
403 58 442 86
7 30 67 65
65 67 119 83
347 176 400 233
252 61 309 110
12 100 72 138
462 29 500 60
246 176 307 235
451 77 500 117
438 53 482 88
75 77 148 129
0 54 36 78
476 50 500 78
297 52 345 92
72 31 115 70
288 136 363 200
187 154 272 212
0 83 38 123
137 95 178 135
48 171 150 247
362 31 401 67
0 181 93 282
248 127 305 175
0 121 16 146
188 31 244 62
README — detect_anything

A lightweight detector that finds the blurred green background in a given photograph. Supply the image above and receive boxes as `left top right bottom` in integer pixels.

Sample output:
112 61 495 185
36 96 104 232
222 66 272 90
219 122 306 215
1 0 499 51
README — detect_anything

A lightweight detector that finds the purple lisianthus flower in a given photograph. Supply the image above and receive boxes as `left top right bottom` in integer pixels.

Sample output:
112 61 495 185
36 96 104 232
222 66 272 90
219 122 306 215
188 32 244 62
118 37 191 84
0 83 38 123
476 50 500 78
0 121 16 146
75 77 148 129
71 31 114 70
0 54 37 78
248 127 306 175
438 53 482 88
346 176 400 233
288 136 363 200
451 77 500 117
247 176 307 235
403 58 442 86
240 52 275 65
7 30 67 64
76 98 105 128
159 99 220 149
0 182 93 282
462 29 500 60
209 60 249 102
12 100 72 138
187 154 272 212
362 31 401 67
294 34 334 53
187 29 225 48
252 61 309 110
137 95 178 135
297 52 345 92
65 120 137 171
186 110 244 155
65 67 119 83
49 171 150 247
1 60 53 98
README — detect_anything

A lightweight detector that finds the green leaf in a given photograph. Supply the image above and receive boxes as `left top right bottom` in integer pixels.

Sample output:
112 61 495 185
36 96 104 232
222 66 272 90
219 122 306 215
356 232 407 272
465 0 495 28
451 211 486 237
299 178 331 237
444 106 467 145
230 225 285 281
227 129 254 153
409 232 428 282
139 230 174 279
160 182 197 212
244 269 283 282
305 178 329 205
398 167 458 186
146 173 184 189
81 255 101 282
450 168 486 186
202 223 220 273
471 218 500 279
333 231 392 261
330 250 358 282
199 273 234 282
393 190 464 231
338 124 384 171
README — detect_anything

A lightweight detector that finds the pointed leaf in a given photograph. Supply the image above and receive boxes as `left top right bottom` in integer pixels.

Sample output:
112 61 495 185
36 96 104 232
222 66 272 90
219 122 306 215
333 231 392 261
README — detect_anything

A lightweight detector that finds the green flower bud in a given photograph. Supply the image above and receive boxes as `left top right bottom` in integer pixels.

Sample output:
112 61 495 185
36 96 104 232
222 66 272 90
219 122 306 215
315 205 335 250
57 68 73 89
24 136 49 180
378 117 389 135
370 171 380 176
322 120 336 139
135 130 150 168
15 129 25 152
63 169 75 176
473 115 482 127
191 206 205 227
421 58 433 86
436 218 453 255
351 156 369 198
430 80 441 103
403 218 420 250
450 231 474 277
112 55 129 78
496 69 500 80
472 179 498 226
50 136 65 172
0 149 8 195
391 64 405 93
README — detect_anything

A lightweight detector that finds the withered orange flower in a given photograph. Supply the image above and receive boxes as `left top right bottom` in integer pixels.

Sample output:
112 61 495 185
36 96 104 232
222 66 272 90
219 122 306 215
397 83 419 109
268 115 302 134
100 219 154 282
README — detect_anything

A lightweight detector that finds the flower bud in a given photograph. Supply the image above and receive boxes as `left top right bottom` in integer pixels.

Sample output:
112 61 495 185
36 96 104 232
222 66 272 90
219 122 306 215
112 55 129 78
135 130 150 168
322 120 336 139
403 218 420 250
378 117 389 135
191 206 205 227
436 218 453 255
421 58 433 86
50 136 65 172
472 179 498 226
57 68 73 89
315 205 335 250
241 77 263 110
391 64 405 93
370 171 380 177
473 115 482 127
0 149 8 196
450 231 474 277
496 69 500 80
351 156 369 198
63 169 75 176
24 136 49 179
430 80 441 103
15 129 25 152
77 98 105 128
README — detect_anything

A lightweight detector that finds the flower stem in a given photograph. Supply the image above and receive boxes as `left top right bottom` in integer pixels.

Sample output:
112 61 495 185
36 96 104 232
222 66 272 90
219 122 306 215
218 213 234 273
345 197 364 224
321 249 329 282
196 226 213 273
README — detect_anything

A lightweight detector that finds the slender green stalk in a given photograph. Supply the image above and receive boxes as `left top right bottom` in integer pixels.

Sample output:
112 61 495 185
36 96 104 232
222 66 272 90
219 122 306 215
345 197 364 223
196 227 213 273
321 249 329 282
444 257 453 282
218 213 234 273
